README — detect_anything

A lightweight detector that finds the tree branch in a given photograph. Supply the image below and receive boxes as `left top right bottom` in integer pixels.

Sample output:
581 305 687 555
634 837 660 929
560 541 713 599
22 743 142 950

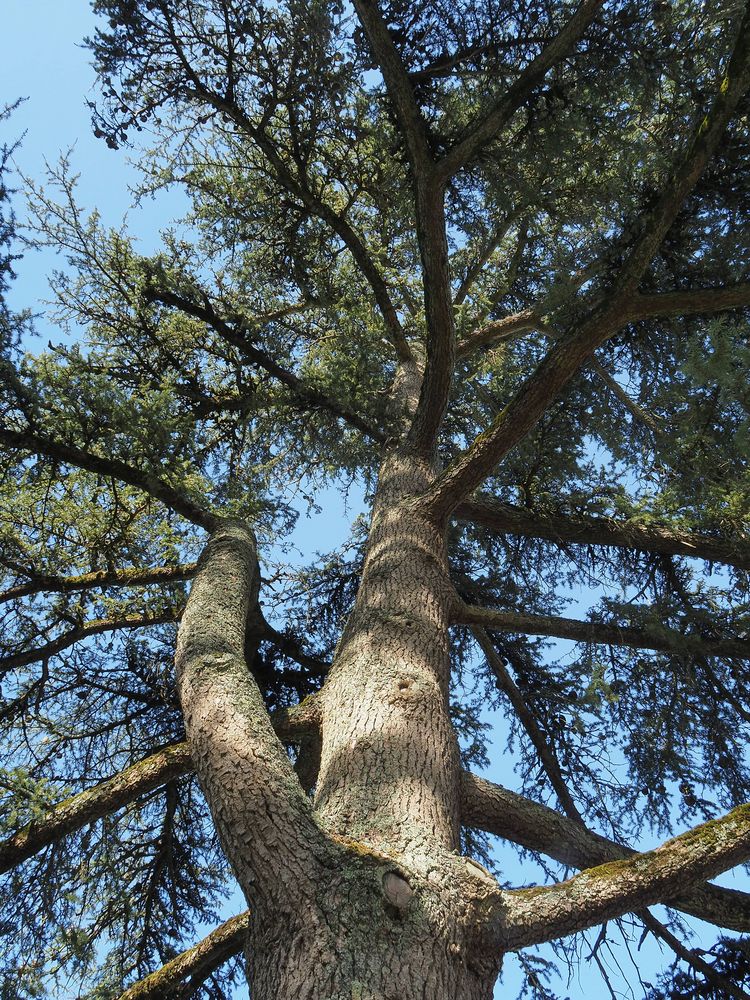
437 0 604 181
500 803 750 950
175 61 412 362
472 626 584 822
453 600 750 661
0 562 197 605
146 288 386 444
630 282 750 322
0 700 320 876
638 910 750 1000
0 427 219 530
351 0 434 177
0 609 182 675
0 743 192 875
460 770 750 933
351 2 458 455
417 10 750 520
175 522 327 905
117 911 249 1000
456 308 541 359
454 497 750 570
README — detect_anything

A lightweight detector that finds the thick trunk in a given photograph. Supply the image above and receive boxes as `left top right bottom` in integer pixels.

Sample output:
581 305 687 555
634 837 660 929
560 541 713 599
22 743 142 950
315 447 462 855
250 444 504 999
176 465 506 999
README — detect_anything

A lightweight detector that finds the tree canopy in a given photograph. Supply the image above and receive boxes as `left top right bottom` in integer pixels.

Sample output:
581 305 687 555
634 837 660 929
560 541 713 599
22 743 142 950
2 0 750 997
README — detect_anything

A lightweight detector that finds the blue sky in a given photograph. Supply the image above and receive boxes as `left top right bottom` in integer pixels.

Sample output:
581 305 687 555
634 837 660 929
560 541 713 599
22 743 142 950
1 3 741 998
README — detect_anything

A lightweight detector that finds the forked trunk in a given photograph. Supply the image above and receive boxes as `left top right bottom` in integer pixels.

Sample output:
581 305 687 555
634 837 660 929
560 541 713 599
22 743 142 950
176 440 507 998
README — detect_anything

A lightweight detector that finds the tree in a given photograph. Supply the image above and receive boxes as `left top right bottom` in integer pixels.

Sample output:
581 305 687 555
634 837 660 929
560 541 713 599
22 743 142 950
2 0 750 996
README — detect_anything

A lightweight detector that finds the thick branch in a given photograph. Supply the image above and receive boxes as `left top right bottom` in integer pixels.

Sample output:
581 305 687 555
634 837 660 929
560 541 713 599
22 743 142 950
0 428 218 530
0 743 192 875
175 522 326 904
118 911 249 1000
147 288 386 444
351 0 433 176
351 3 456 455
456 309 540 359
500 803 750 950
437 0 604 181
455 497 750 570
454 601 750 661
460 771 750 933
455 280 750 360
0 609 182 674
631 282 750 321
0 701 320 875
0 563 197 605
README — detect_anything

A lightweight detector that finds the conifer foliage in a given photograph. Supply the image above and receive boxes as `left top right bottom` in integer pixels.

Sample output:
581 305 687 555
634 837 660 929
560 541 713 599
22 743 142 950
2 1 750 997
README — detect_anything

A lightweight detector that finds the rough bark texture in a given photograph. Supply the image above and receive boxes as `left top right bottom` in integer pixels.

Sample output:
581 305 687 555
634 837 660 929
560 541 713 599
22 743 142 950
461 772 750 933
176 517 505 1000
315 448 462 853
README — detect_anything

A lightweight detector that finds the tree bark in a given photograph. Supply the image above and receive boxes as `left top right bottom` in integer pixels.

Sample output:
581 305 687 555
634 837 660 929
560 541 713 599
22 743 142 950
176 515 506 1000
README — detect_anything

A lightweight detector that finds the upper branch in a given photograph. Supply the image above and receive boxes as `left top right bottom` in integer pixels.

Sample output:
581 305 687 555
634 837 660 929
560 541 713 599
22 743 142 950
0 428 219 530
436 0 604 182
500 803 750 950
455 497 750 570
175 66 412 362
351 0 434 177
147 288 386 443
416 6 750 521
630 282 750 322
472 626 584 823
460 771 750 933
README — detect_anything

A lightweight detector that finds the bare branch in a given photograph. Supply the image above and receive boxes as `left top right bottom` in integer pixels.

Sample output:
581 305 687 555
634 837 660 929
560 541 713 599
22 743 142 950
0 700 319 876
461 771 750 933
453 600 750 661
175 522 327 903
0 427 219 530
454 497 750 570
638 910 750 1000
0 744 192 875
118 911 249 1000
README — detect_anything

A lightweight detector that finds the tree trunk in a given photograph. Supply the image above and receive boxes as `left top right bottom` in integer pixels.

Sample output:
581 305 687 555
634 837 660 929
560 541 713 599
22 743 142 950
175 442 509 998
242 445 503 999
315 447 462 853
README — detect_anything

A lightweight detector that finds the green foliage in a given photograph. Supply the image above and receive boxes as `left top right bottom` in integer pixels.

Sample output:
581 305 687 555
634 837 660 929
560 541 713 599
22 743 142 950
1 0 749 997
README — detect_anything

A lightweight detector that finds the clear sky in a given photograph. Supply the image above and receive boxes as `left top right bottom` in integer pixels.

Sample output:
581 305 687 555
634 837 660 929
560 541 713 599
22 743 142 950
1 3 740 999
